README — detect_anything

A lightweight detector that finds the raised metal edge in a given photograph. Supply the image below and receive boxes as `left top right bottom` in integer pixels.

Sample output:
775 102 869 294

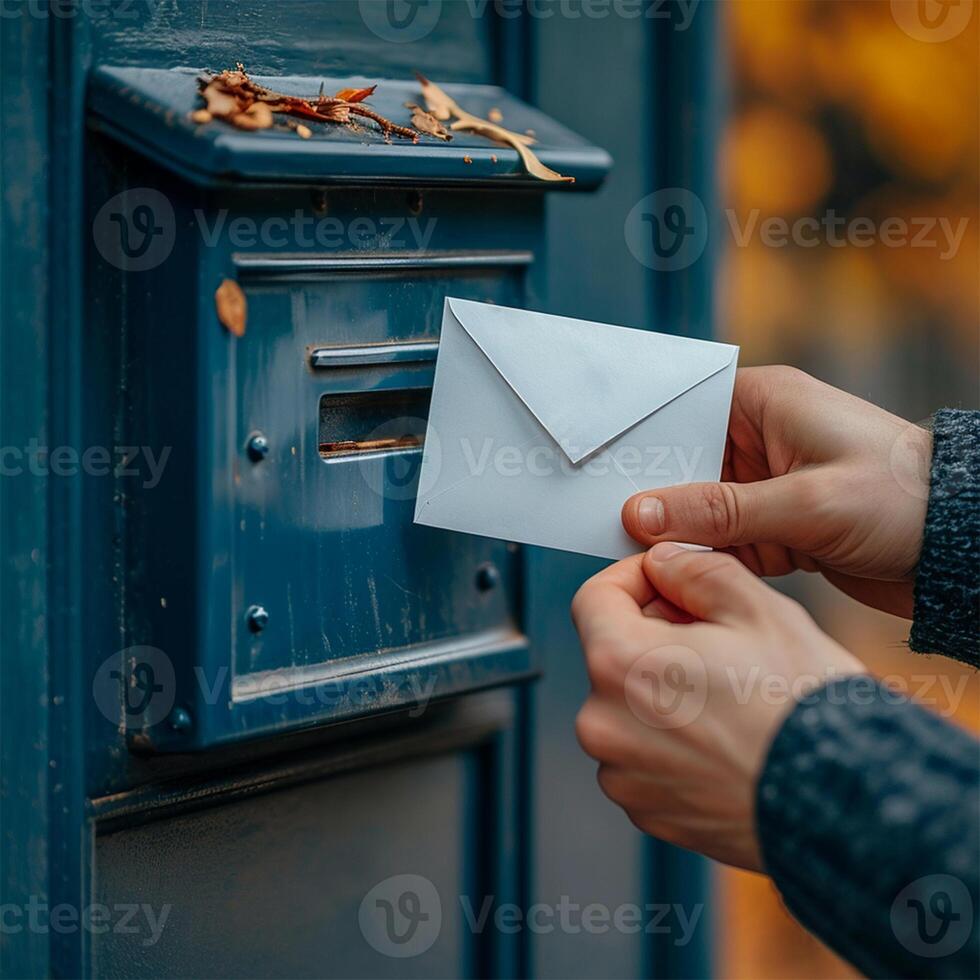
232 627 528 703
233 249 534 276
311 340 439 369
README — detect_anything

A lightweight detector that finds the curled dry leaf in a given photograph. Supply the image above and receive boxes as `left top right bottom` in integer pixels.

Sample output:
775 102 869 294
215 279 247 338
334 85 377 104
415 72 570 182
406 103 452 141
196 67 417 141
415 72 456 121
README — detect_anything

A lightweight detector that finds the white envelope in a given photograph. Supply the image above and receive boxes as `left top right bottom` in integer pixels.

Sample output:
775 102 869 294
413 298 738 560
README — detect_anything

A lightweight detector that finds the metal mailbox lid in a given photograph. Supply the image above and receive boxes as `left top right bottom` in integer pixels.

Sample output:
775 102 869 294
86 65 613 189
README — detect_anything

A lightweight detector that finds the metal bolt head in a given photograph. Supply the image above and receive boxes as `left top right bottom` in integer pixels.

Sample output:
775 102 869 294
246 604 270 633
168 707 192 733
475 563 500 592
247 433 270 462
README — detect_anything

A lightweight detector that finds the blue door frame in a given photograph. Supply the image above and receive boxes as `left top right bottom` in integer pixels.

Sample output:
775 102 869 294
1 4 719 978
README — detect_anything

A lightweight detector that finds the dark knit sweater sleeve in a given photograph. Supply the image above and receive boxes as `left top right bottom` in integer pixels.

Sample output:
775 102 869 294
909 409 979 666
757 676 979 979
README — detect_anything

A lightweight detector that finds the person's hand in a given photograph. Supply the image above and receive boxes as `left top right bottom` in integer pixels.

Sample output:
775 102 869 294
621 366 931 618
571 543 864 871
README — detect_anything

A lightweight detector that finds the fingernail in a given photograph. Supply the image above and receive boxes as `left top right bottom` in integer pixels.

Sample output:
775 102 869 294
637 496 666 534
649 542 685 562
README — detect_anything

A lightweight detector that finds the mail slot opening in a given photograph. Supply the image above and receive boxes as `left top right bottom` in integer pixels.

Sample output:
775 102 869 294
318 389 432 459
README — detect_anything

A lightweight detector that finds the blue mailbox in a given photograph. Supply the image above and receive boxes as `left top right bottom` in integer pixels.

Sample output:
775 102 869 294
1 5 717 978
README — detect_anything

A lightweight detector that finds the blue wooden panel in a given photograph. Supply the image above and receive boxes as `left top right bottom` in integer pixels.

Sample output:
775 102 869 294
0 13 52 979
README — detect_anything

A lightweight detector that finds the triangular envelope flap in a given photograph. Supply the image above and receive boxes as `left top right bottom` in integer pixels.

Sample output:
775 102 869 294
447 299 737 464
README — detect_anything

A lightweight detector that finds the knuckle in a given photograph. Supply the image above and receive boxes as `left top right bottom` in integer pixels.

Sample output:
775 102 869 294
769 364 811 389
575 703 607 759
698 482 742 541
686 551 741 590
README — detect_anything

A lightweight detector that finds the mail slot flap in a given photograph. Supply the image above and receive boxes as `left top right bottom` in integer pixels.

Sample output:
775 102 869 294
87 66 612 190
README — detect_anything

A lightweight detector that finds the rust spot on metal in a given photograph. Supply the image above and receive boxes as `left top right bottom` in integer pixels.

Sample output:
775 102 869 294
215 279 247 337
318 435 421 458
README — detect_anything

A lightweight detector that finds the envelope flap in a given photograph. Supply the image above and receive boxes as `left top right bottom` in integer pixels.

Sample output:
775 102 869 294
447 298 738 464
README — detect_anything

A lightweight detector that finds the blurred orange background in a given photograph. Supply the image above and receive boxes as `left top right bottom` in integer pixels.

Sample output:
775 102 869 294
715 2 979 977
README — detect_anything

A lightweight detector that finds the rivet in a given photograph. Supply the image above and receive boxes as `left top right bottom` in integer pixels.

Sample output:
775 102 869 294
168 707 192 732
475 563 500 592
247 432 269 462
246 604 270 633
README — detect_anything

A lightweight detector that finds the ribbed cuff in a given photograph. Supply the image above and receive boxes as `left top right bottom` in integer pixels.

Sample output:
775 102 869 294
757 676 979 980
909 409 979 665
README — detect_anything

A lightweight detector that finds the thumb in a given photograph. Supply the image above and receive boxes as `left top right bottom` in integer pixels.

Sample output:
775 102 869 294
622 473 809 550
641 543 778 624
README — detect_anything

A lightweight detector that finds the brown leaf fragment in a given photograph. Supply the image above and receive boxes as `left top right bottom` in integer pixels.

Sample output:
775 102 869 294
196 67 414 142
450 118 572 182
230 101 274 131
463 155 472 164
200 81 240 118
215 279 247 337
406 103 452 141
488 107 503 123
415 72 457 121
334 85 377 104
414 72 566 181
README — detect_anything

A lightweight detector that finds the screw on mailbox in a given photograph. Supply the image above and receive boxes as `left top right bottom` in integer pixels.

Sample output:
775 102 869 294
475 563 500 592
247 432 270 461
168 707 193 732
246 604 270 633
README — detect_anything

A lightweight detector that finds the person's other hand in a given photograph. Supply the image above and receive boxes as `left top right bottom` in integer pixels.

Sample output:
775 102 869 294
571 543 864 871
621 366 931 618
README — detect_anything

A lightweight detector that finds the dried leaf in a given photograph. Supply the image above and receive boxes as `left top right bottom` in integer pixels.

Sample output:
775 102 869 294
200 81 240 118
335 85 377 104
414 72 565 181
197 68 413 141
407 103 452 141
415 72 457 121
215 279 247 337
450 118 573 182
230 102 274 131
